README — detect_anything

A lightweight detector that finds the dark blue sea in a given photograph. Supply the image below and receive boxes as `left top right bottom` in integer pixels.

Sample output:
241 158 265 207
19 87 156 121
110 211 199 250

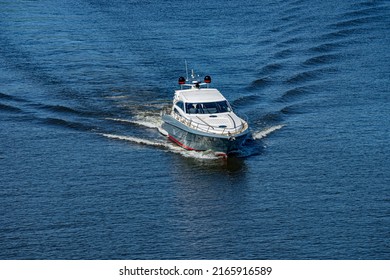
1 0 389 260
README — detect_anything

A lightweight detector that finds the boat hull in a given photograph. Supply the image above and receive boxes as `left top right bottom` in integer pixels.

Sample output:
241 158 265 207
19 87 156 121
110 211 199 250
162 115 249 155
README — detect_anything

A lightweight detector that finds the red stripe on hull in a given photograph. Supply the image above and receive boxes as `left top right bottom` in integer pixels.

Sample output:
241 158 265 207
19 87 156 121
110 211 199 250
168 135 196 151
167 135 228 158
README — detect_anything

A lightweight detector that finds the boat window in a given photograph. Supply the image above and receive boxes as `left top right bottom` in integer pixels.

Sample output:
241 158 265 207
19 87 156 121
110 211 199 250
186 101 231 114
175 101 185 112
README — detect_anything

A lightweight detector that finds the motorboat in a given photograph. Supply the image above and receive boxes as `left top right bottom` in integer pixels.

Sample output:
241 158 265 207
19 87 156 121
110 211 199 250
162 70 249 156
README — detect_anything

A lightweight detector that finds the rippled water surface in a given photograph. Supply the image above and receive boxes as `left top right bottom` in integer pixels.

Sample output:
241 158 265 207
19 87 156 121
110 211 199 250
1 0 389 259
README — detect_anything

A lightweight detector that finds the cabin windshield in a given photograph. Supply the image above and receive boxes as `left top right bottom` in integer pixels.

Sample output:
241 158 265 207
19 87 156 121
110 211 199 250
185 100 231 114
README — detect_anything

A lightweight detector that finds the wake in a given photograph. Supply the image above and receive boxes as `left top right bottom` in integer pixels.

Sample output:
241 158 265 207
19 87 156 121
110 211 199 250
101 133 169 148
104 115 285 159
100 133 220 160
252 124 285 140
106 115 168 136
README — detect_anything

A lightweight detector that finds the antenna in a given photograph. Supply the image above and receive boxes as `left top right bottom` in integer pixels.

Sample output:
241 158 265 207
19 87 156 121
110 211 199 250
185 60 189 81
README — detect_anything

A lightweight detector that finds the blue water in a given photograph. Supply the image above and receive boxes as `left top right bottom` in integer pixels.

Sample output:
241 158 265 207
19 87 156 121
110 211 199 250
1 0 389 259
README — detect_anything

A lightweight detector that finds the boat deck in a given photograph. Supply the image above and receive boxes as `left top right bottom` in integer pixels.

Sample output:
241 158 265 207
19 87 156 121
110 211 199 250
171 111 248 136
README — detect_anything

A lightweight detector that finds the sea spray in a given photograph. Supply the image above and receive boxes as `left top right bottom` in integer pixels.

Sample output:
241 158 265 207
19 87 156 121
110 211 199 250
252 124 285 140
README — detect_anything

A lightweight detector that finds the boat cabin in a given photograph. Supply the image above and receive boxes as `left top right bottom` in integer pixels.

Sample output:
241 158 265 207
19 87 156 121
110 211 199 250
173 88 232 117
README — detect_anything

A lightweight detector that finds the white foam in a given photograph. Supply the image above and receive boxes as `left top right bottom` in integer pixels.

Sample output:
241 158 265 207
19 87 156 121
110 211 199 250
106 116 168 136
252 124 285 140
101 133 168 148
176 149 221 160
104 94 130 100
134 115 163 129
106 117 160 128
106 116 162 129
101 133 221 160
